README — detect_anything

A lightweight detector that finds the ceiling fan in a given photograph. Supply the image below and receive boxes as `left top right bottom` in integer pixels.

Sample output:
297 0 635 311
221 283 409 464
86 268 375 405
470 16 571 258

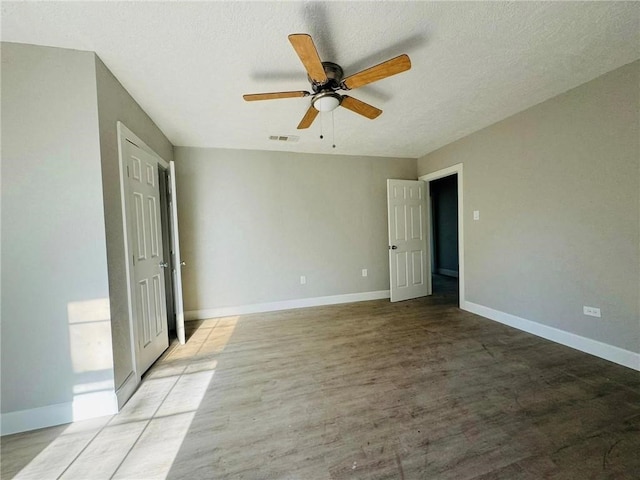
243 34 411 129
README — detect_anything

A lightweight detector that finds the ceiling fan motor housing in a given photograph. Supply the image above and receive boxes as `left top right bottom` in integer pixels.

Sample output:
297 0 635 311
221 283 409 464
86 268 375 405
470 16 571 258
309 62 344 93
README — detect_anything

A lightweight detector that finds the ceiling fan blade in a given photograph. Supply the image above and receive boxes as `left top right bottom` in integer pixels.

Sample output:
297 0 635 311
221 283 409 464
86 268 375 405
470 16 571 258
288 34 328 84
342 54 411 90
340 95 382 119
297 105 319 129
243 91 310 101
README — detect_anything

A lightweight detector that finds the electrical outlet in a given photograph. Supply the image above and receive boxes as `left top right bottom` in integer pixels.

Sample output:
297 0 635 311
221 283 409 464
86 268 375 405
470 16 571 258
362 269 368 277
473 210 480 220
583 306 601 318
300 275 306 285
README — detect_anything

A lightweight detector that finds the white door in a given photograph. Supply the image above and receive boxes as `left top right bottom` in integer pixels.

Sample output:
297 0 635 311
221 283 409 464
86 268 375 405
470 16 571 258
387 179 431 302
169 161 186 344
125 140 169 373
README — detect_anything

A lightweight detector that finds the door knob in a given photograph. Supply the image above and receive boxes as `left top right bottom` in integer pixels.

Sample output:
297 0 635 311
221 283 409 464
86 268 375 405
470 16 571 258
180 261 186 266
389 245 398 250
159 261 169 268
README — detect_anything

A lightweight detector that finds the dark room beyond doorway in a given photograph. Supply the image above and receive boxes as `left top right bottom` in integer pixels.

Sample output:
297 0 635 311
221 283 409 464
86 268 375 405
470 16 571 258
429 174 459 300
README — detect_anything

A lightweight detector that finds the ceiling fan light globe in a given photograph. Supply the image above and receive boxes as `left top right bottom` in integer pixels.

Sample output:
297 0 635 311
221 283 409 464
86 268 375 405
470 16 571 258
313 94 340 112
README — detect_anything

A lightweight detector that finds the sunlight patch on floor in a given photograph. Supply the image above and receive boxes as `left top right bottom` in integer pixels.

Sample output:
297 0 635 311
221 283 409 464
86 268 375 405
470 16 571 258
11 317 237 479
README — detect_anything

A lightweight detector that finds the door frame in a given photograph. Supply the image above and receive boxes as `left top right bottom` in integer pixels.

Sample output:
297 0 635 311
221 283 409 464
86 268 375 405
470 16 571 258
419 163 464 306
116 122 172 402
158 165 176 332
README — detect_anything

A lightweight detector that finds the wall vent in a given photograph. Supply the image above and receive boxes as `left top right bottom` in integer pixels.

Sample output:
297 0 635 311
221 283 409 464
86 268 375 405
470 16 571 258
269 135 299 143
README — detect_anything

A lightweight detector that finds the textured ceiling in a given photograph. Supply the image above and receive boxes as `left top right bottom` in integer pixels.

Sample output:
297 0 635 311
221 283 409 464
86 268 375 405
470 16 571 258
2 1 639 158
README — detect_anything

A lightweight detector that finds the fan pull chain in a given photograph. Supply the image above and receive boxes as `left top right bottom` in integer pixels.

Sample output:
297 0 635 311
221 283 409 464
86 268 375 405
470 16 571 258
332 111 336 148
319 113 324 140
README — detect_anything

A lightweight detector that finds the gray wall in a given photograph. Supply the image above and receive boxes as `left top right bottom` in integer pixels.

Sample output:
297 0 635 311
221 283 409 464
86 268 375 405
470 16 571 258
1 43 113 414
174 148 416 312
95 57 174 392
417 60 640 353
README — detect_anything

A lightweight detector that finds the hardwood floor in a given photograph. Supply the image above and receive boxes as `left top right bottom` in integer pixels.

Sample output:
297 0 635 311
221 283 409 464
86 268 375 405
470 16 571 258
2 290 638 479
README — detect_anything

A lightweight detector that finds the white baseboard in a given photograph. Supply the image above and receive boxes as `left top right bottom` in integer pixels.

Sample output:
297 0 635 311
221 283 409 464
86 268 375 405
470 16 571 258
462 301 640 371
1 390 118 436
185 290 391 321
115 371 139 409
437 268 459 278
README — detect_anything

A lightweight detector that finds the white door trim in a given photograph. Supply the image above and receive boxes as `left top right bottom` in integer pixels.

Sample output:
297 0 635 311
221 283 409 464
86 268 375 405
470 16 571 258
419 163 464 306
116 122 170 405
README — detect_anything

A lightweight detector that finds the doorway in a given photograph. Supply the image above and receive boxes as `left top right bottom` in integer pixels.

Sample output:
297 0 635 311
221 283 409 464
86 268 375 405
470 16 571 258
117 122 186 402
158 165 176 333
419 164 464 307
430 174 458 298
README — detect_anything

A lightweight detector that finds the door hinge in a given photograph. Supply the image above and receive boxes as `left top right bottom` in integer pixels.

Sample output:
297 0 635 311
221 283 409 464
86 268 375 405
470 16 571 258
127 165 130 177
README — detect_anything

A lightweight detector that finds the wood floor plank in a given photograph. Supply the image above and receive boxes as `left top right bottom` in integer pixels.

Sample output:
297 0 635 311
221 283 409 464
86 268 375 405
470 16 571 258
2 279 638 479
